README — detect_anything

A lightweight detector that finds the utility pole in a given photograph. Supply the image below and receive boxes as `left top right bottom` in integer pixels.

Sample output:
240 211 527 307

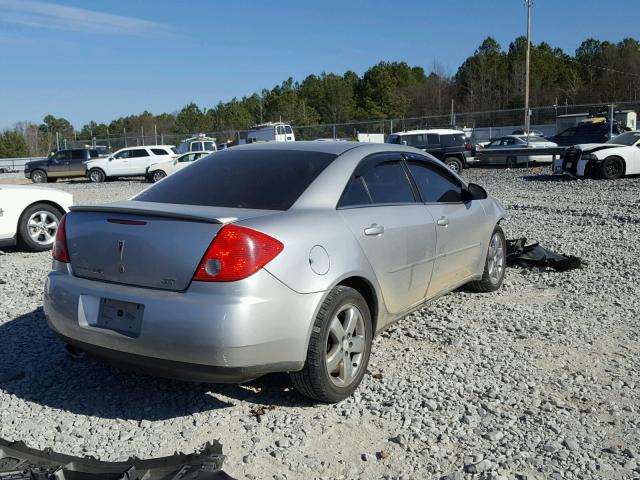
524 0 533 139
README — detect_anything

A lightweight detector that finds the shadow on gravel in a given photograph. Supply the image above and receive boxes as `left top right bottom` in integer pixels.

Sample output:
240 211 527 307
521 174 575 182
0 308 311 421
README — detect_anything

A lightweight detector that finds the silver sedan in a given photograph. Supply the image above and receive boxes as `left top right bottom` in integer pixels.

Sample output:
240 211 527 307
44 142 507 402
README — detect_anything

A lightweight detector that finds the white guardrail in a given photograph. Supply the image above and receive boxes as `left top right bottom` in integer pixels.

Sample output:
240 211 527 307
0 157 45 173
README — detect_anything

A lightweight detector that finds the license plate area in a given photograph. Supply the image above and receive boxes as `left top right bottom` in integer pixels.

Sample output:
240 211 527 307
97 298 144 337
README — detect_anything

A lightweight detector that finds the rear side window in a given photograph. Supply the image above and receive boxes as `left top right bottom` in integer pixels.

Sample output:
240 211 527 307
427 133 439 145
285 125 293 134
406 155 463 203
190 142 202 151
151 148 169 155
71 150 84 160
441 134 465 147
135 150 336 210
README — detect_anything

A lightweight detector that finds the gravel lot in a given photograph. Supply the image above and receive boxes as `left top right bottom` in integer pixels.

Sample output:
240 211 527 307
0 169 638 479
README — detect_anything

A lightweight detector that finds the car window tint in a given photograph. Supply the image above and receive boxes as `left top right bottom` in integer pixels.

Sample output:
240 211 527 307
203 142 215 150
54 151 71 161
427 134 439 145
135 150 336 210
285 125 293 134
441 134 465 146
151 148 168 155
89 149 99 158
359 160 415 204
406 158 463 203
114 150 130 159
402 134 426 147
129 149 149 158
339 176 372 207
386 134 400 144
179 154 195 163
71 150 84 160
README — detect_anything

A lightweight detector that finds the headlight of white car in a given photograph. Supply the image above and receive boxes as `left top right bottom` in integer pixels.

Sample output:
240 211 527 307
581 153 598 161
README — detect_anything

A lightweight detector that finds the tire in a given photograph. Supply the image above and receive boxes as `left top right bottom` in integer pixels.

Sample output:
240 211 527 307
290 286 373 403
31 169 47 183
600 156 624 180
151 170 166 183
468 225 506 292
89 168 106 183
444 157 463 173
506 156 516 168
17 203 63 251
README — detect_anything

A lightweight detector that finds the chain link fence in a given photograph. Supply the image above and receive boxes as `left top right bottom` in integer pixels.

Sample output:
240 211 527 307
57 100 640 152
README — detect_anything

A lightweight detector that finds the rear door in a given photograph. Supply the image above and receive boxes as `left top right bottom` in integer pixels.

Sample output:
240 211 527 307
284 125 294 141
338 153 437 314
69 149 88 176
425 133 443 159
124 148 152 175
405 155 486 297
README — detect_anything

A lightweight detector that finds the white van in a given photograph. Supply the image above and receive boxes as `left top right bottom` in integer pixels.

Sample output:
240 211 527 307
176 134 217 154
246 122 295 143
85 145 177 182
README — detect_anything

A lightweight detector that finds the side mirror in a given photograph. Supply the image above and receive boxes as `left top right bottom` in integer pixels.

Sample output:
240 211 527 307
465 183 488 201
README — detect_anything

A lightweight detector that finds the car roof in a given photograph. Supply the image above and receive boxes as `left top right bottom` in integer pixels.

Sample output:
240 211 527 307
392 129 464 135
118 145 175 150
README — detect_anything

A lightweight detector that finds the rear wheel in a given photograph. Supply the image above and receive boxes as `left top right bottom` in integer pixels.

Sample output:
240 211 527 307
18 203 63 251
31 169 47 183
290 286 372 403
506 156 516 168
600 156 624 179
444 157 463 173
89 168 106 183
468 225 506 292
151 170 166 183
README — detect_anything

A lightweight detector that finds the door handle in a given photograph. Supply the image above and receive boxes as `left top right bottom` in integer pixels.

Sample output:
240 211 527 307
364 224 384 236
436 216 450 227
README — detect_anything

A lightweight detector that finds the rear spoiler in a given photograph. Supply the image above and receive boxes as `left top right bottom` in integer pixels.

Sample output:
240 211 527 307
70 202 238 225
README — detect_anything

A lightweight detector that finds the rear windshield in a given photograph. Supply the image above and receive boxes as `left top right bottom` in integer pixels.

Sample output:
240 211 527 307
134 149 337 210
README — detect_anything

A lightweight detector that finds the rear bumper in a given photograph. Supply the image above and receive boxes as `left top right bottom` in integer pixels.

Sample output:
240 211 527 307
44 266 323 381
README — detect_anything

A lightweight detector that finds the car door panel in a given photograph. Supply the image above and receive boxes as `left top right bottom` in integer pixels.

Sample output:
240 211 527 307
337 154 436 314
405 156 487 297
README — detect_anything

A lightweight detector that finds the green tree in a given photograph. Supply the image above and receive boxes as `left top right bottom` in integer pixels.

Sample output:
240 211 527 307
0 130 29 158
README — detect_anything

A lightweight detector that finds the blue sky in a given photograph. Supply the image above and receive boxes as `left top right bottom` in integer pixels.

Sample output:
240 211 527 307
0 0 638 129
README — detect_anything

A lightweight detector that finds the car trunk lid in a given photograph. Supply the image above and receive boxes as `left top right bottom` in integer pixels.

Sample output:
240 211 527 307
66 201 277 291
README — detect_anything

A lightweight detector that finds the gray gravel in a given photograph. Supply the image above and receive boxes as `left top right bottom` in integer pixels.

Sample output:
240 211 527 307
0 169 639 479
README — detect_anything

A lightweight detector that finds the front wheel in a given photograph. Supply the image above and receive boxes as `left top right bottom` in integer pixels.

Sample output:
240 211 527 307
444 157 463 173
468 225 506 292
600 156 624 180
31 169 47 183
89 168 106 183
290 286 372 403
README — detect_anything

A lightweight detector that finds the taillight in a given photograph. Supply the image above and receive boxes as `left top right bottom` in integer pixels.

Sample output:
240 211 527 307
53 214 70 263
193 225 283 282
465 142 472 151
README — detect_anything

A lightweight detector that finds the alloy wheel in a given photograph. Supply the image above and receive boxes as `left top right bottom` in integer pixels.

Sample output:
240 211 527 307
325 304 366 387
487 231 505 284
27 210 58 246
153 170 166 182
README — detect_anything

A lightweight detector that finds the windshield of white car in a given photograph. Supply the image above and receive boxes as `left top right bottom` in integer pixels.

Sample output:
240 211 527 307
606 131 640 145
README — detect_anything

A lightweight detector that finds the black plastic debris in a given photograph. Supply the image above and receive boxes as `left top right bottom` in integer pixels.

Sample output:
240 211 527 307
506 238 586 271
0 438 235 480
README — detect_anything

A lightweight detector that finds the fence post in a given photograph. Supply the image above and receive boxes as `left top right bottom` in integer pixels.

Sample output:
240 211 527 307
332 124 336 140
124 128 127 147
389 119 393 134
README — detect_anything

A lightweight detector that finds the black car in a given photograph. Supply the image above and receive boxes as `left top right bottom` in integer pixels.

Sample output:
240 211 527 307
24 148 102 183
548 122 628 147
386 129 471 173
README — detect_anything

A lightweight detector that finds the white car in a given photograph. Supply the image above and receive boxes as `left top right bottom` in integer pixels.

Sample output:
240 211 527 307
0 185 72 251
146 151 210 183
553 131 640 179
85 145 177 182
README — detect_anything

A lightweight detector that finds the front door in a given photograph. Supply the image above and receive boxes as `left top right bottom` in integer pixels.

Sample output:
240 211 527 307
47 150 71 178
338 153 437 314
404 154 486 297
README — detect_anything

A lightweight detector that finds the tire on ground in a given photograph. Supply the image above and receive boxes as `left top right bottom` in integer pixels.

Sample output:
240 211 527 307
290 286 373 403
444 157 463 173
31 169 47 183
89 168 106 183
17 203 63 252
600 156 624 180
468 225 506 292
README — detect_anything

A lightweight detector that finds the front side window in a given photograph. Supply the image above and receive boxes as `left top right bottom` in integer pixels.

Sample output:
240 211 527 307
406 156 463 203
277 126 285 135
386 134 400 144
339 155 415 207
179 153 196 163
53 151 71 162
285 125 293 134
503 137 517 146
558 128 576 137
403 134 426 147
607 131 640 145
114 150 131 159
135 149 337 210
